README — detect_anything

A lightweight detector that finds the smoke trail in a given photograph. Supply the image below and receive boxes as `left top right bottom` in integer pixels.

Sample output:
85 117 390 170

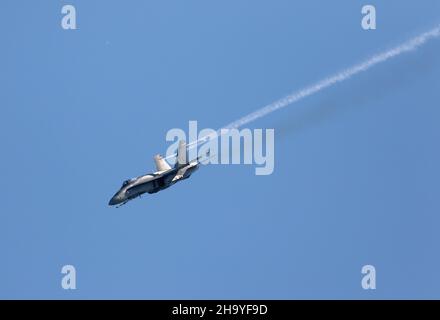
222 25 440 130
167 24 440 158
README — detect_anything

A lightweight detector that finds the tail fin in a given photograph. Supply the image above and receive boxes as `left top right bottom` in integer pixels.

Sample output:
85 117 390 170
176 140 187 167
154 154 171 172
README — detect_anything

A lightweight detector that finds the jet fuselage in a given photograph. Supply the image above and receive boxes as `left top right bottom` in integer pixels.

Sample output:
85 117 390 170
108 161 199 206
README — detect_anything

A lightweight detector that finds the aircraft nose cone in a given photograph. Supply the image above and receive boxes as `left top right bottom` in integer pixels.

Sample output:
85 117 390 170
108 195 120 206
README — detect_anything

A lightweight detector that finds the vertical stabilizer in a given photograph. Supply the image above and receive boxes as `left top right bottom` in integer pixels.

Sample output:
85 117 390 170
154 154 171 172
176 140 187 167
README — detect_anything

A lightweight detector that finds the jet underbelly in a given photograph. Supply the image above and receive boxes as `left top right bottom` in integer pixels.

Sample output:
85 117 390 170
149 171 176 193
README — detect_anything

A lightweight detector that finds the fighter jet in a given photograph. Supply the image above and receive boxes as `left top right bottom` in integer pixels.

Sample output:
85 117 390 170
108 141 204 207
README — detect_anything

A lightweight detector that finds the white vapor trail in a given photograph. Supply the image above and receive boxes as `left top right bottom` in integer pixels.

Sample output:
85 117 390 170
167 24 440 158
222 24 440 131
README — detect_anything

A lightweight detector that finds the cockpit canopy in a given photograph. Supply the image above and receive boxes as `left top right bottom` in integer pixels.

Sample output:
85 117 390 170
121 178 134 188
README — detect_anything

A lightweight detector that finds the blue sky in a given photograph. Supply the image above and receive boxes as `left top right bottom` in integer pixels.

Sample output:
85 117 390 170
1 0 439 299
